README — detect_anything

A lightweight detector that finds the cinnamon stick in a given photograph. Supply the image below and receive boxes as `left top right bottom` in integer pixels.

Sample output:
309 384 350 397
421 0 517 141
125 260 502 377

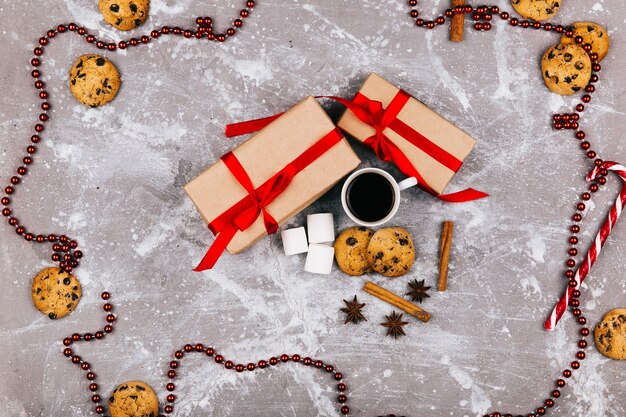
438 220 454 291
450 0 465 42
363 281 431 323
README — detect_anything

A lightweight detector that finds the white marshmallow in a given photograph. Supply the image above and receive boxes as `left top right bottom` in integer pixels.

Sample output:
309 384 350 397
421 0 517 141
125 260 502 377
280 227 309 256
306 213 335 244
304 244 335 274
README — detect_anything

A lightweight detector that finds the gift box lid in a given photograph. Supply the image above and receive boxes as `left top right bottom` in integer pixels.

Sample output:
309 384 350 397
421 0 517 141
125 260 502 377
337 73 477 195
184 96 361 255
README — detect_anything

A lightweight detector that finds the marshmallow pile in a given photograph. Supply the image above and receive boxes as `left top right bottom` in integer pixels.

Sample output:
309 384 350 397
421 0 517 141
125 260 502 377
280 213 336 274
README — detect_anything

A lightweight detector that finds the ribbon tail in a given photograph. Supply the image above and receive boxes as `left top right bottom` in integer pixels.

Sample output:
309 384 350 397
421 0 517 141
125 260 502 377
193 225 238 271
436 188 489 203
225 113 284 138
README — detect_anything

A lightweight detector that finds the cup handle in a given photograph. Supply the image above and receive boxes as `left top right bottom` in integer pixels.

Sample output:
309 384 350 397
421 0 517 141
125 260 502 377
397 177 418 191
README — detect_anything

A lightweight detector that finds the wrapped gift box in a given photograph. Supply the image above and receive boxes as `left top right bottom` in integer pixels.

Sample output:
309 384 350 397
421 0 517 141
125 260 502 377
184 96 360 261
337 73 477 195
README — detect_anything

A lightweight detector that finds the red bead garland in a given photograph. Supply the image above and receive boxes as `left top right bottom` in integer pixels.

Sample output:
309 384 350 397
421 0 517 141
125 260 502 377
1 1 612 416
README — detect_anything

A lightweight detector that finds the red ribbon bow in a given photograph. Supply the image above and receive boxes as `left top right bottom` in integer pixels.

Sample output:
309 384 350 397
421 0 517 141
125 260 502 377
194 128 345 271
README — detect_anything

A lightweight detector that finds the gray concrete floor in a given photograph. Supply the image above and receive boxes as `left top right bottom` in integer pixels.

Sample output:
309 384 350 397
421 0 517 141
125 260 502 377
1 1 625 416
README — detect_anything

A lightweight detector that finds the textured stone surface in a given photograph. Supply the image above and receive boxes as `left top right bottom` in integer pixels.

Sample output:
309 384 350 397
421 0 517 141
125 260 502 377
1 1 625 416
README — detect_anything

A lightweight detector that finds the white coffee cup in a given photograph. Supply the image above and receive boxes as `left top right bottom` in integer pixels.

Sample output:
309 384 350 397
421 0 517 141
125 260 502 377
341 167 417 227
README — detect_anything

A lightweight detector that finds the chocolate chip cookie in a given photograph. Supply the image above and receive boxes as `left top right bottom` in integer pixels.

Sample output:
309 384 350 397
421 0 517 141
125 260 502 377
334 227 375 276
366 227 415 277
594 309 626 360
99 0 150 31
511 0 560 21
541 43 591 95
561 21 610 62
69 54 121 107
109 381 159 417
31 267 82 319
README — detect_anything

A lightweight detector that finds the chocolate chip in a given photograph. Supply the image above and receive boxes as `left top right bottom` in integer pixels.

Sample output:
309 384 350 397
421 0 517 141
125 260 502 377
399 238 409 246
119 385 128 391
564 53 573 62
572 86 581 92
76 60 83 68
66 303 72 309
109 396 115 403
71 79 76 86
130 3 138 13
134 19 142 27
548 51 555 60
564 76 572 83
382 265 389 272
358 227 366 231
48 312 57 319
374 251 384 260
130 395 138 400
136 385 145 391
392 256 399 264
72 292 78 300
63 277 71 285
36 288 41 295
346 237 357 246
73 286 78 291
109 4 119 12
116 18 123 26
96 57 105 66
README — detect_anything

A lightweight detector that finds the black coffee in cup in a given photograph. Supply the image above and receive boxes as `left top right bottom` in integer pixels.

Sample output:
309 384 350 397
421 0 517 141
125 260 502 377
345 172 395 223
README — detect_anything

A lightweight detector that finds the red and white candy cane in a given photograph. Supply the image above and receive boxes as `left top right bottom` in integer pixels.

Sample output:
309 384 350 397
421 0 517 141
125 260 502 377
545 161 626 331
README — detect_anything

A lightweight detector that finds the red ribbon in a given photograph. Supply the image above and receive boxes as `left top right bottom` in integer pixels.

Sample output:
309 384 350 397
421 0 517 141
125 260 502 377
226 93 488 202
194 127 345 271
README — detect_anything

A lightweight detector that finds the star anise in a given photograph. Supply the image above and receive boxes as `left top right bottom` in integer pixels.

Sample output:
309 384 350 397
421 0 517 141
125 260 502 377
406 279 431 303
381 311 409 339
340 295 367 324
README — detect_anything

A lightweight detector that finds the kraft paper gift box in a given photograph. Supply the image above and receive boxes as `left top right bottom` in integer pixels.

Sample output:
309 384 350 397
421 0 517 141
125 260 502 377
337 73 478 196
184 96 360 269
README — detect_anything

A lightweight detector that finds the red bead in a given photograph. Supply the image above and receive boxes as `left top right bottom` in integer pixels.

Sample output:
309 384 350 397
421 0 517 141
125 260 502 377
174 350 184 359
183 344 193 352
582 95 591 103
325 365 334 373
580 327 589 336
217 34 226 42
118 41 127 49
303 357 312 365
341 406 349 415
576 351 586 360
89 383 98 391
552 389 561 398
291 354 301 362
151 30 160 38
269 357 278 365
521 20 530 28
34 47 44 56
164 405 173 414
96 41 105 49
95 331 104 339
166 383 175 391
226 28 236 36
8 217 18 226
5 186 14 194
1 209 10 217
589 53 598 62
23 156 33 164
169 360 179 369
129 38 138 46
167 370 176 378
338 394 347 403
582 193 591 201
78 27 86 35
281 354 290 362
205 347 215 356
104 325 113 333
334 372 343 381
572 289 581 298
95 405 104 414
240 9 249 18
571 361 580 370
106 314 116 323
84 333 93 341
215 355 224 363
63 338 72 346
1 197 9 205
140 36 150 43
71 355 81 364
246 0 255 7
415 19 424 26
314 360 323 368
258 360 267 368
500 11 509 19
27 145 37 154
576 104 585 112
577 317 587 325
87 372 96 380
587 151 597 159
338 383 346 391
107 43 116 51
16 226 25 235
224 361 234 369
593 64 601 72
576 131 585 139
63 348 72 357
578 340 588 348
247 363 255 371
565 270 575 278
167 394 176 403
35 124 44 132
598 177 607 185
235 364 245 372
569 236 579 244
544 23 552 31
